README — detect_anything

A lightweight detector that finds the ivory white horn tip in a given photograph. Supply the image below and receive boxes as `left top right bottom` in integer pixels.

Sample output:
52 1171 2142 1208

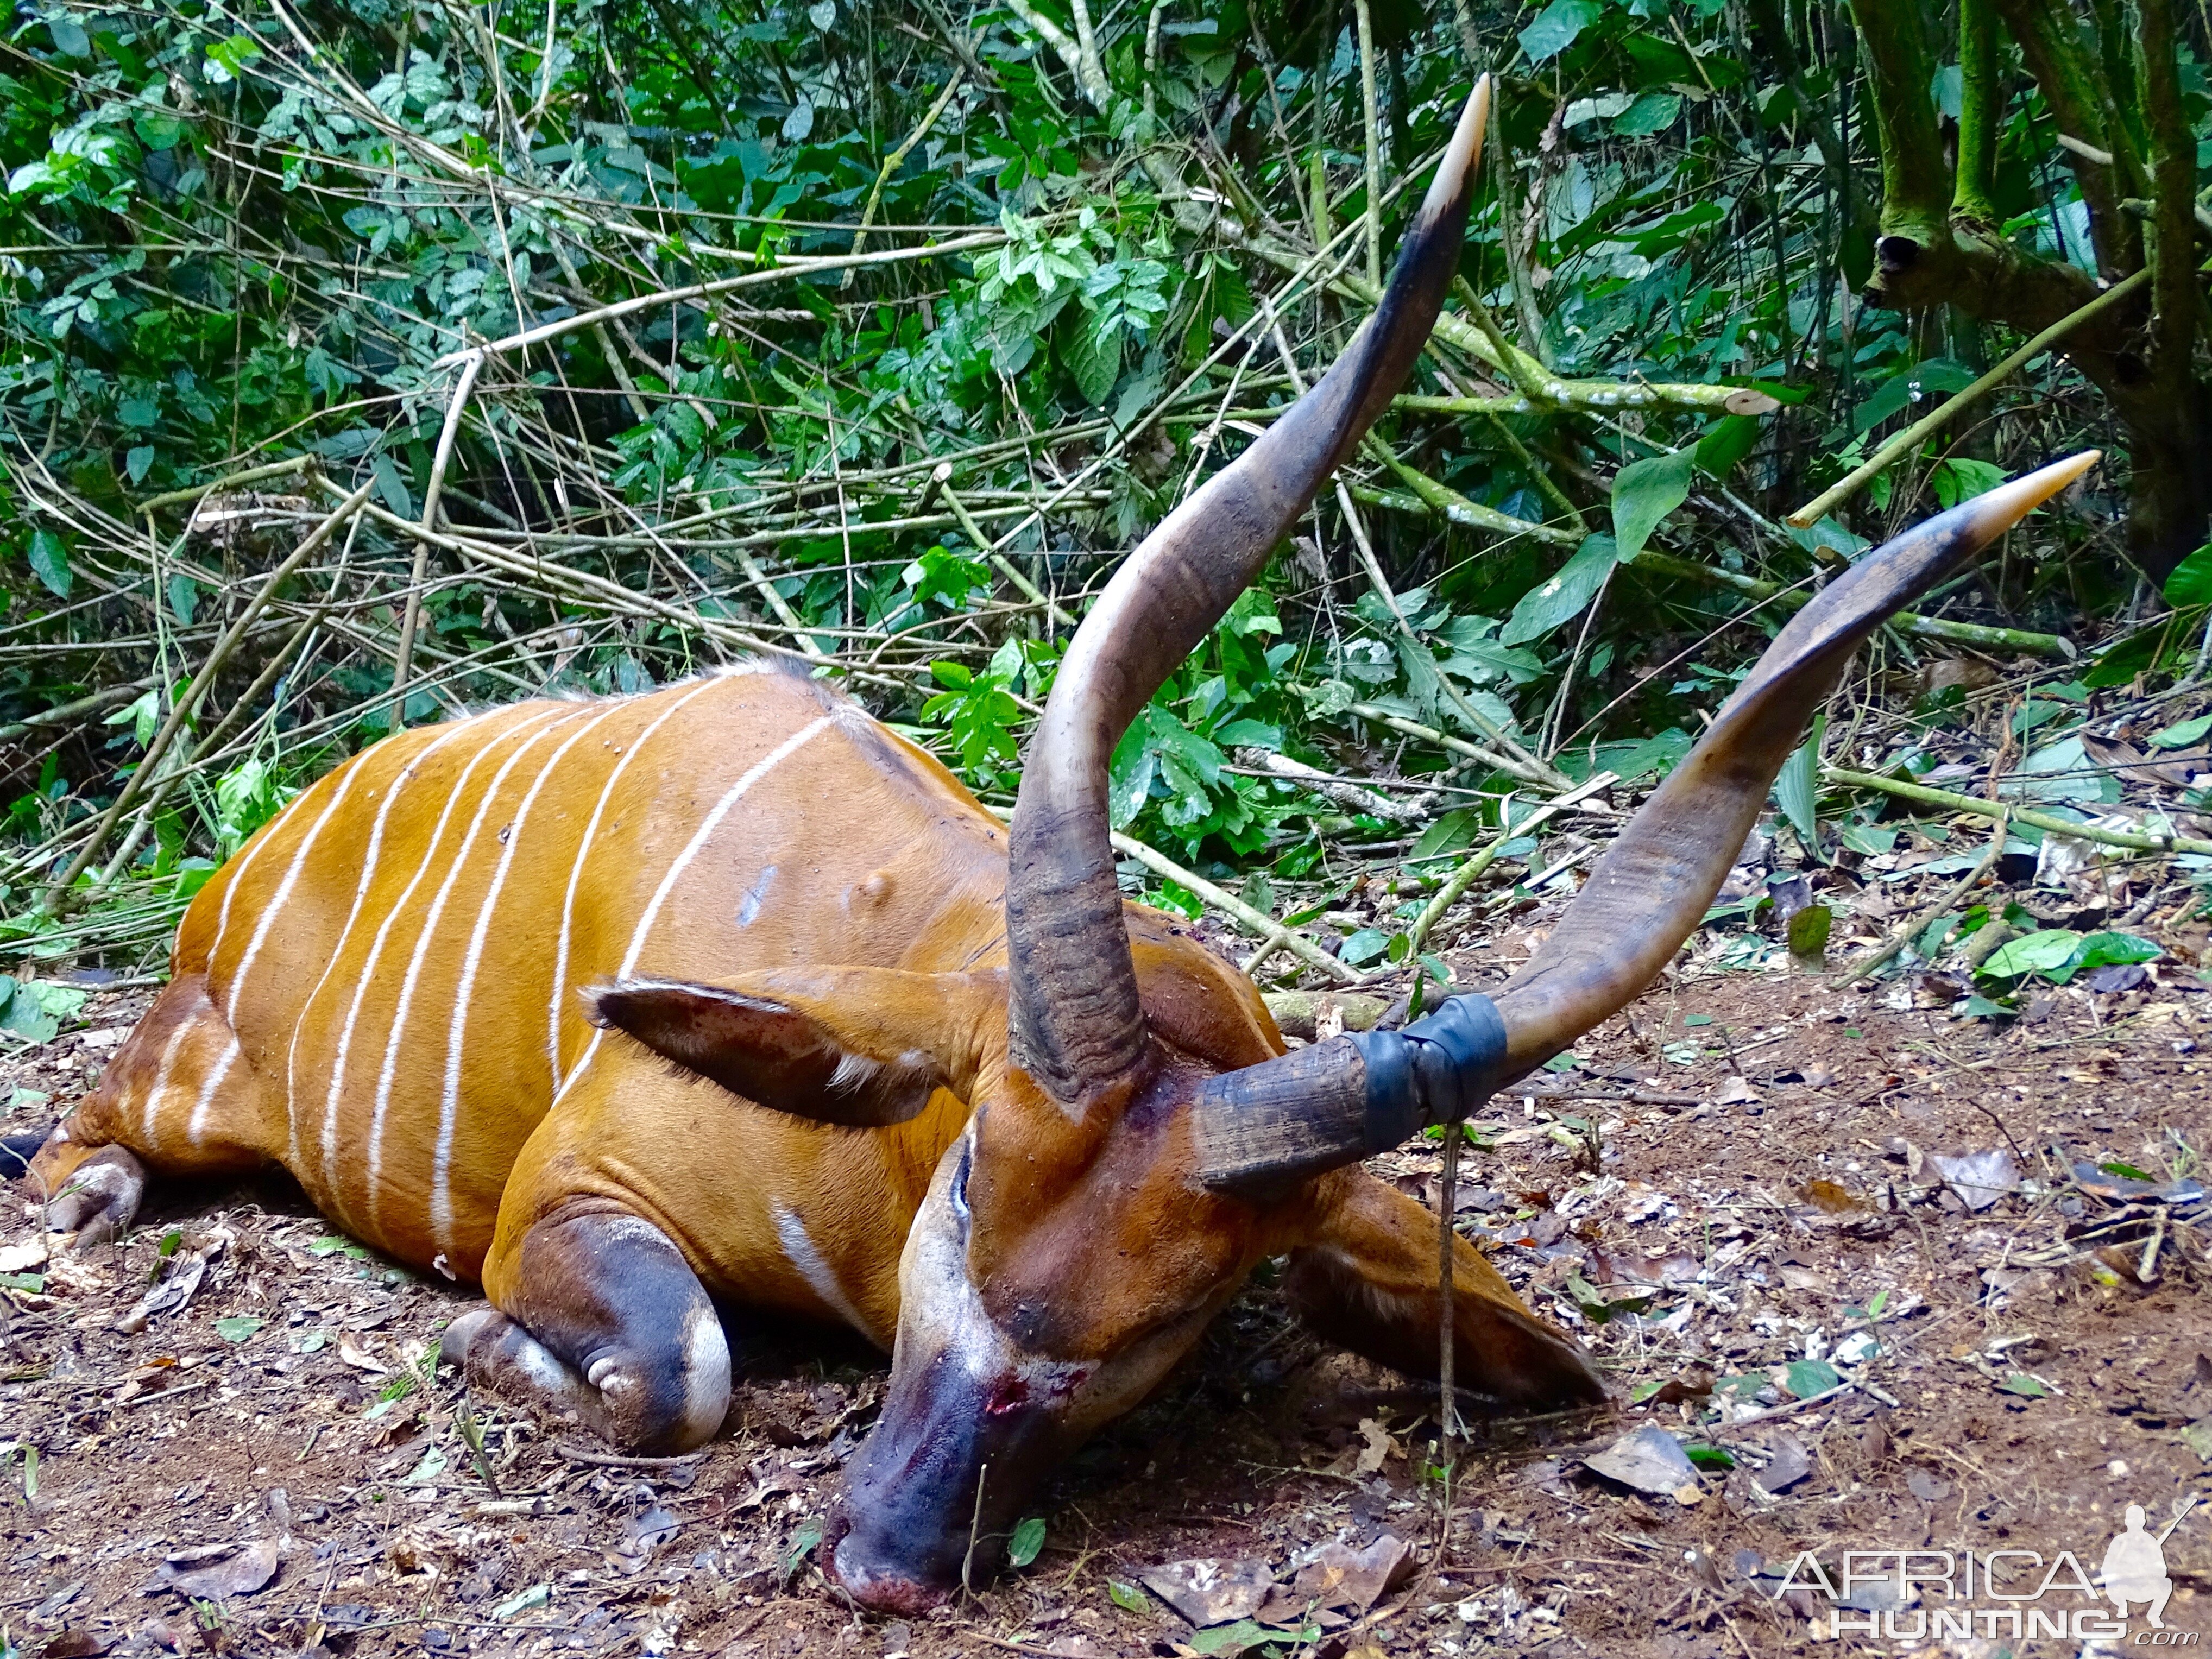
1940 449 2100 545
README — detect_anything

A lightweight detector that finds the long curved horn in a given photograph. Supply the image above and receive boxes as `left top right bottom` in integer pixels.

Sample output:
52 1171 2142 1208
1194 449 2101 1188
1004 79 1492 1106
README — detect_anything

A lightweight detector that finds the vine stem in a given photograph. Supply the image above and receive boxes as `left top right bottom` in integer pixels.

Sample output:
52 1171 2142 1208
1353 0 1383 287
1788 268 2148 527
1825 766 2212 855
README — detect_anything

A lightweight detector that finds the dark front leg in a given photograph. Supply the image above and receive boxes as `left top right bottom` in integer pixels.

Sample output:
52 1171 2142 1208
1286 1172 1606 1410
442 1208 731 1453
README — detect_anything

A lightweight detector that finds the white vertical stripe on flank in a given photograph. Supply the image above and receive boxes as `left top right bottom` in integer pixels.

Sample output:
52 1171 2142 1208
410 704 609 1252
353 708 571 1228
136 1014 197 1153
186 1036 240 1147
321 708 562 1220
294 718 482 1195
431 702 624 1254
228 760 368 1031
204 800 286 976
773 1203 874 1340
553 712 834 1102
546 678 727 1091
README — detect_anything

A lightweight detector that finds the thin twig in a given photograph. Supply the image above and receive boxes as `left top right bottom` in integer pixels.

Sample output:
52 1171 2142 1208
1832 810 2009 987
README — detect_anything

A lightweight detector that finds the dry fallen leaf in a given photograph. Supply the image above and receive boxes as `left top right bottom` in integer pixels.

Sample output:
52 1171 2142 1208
0 1237 49 1273
1797 1178 1859 1214
1637 1366 1715 1409
1906 1468 1950 1502
1591 1246 1700 1286
1581 1424 1701 1504
1259 1533 1413 1626
1351 1417 1401 1476
1713 1076 1761 1105
1754 1433 1812 1494
156 1540 279 1600
115 1245 218 1335
336 1332 390 1375
1138 1557 1274 1628
1931 1148 2020 1212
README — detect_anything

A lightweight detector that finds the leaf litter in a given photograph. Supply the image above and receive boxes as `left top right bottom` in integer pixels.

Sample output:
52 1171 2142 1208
2 885 2207 1658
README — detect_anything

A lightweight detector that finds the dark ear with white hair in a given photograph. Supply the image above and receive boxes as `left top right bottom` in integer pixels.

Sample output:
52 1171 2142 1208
584 967 1002 1126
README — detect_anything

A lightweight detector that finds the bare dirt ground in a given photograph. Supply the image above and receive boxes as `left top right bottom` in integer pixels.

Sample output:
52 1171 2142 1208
4 870 2209 1658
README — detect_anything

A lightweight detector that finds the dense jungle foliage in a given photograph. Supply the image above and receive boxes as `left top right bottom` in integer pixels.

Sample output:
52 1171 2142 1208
2 0 2209 974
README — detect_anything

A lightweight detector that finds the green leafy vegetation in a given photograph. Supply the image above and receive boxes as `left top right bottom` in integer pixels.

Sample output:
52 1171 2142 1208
0 0 2205 978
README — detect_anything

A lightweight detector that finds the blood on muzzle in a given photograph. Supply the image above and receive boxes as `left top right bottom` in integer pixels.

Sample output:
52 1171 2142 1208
823 1346 1076 1611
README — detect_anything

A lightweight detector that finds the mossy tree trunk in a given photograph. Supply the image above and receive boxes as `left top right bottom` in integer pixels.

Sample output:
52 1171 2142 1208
1848 0 2208 581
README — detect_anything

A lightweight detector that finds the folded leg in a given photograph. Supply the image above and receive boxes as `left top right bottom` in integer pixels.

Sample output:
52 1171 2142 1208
28 974 279 1247
442 1206 731 1453
1286 1171 1606 1409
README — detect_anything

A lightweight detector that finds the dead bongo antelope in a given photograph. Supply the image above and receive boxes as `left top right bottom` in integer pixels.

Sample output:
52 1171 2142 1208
20 79 2096 1612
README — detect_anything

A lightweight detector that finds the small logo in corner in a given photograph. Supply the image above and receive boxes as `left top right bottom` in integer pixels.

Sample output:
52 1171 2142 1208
2104 1503 2176 1631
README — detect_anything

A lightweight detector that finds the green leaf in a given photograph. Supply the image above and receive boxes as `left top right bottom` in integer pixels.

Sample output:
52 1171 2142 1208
1612 91 1681 135
1786 515 1870 563
1412 809 1478 862
1929 457 2008 509
1694 415 1761 481
26 531 72 598
1519 0 1600 61
492 1583 552 1620
1190 1619 1318 1656
2150 712 2212 749
135 110 187 151
1996 1372 2050 1399
2069 931 2160 973
167 571 199 625
1107 1580 1149 1613
1063 309 1122 406
1781 1358 1842 1399
1773 724 1822 847
1006 1516 1046 1568
782 1519 824 1582
1610 449 1695 561
1838 822 1897 856
0 981 84 1043
2164 544 2212 607
203 31 264 82
1684 1444 1735 1470
1786 903 1832 958
1339 928 1391 966
1501 534 1618 646
1977 929 2082 980
1212 718 1280 749
214 1314 263 1342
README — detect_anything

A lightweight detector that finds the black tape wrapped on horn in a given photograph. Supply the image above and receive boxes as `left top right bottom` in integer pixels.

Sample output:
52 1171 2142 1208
1192 993 1508 1194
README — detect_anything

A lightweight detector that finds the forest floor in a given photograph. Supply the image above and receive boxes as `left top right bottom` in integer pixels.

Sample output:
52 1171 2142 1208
3 890 2210 1659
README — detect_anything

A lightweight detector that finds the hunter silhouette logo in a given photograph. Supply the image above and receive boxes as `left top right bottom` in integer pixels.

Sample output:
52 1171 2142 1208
1769 1495 2199 1643
2106 1505 2176 1629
